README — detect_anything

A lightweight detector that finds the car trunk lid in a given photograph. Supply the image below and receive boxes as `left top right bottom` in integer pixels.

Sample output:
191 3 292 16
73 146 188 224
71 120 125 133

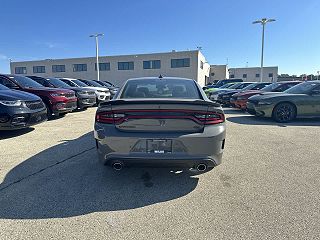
96 99 224 133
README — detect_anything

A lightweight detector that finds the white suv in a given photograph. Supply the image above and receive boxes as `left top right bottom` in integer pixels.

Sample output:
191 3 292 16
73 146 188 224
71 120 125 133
60 78 111 103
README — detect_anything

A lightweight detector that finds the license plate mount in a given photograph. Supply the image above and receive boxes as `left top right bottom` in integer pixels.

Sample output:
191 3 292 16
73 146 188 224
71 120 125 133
146 139 172 153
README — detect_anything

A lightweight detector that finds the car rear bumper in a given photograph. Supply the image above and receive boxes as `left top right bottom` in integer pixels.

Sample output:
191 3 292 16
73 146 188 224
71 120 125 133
0 108 47 130
94 122 226 168
99 154 218 169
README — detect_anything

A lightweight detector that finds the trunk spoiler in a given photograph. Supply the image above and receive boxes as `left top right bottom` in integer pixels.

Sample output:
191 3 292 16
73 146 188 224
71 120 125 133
100 99 221 107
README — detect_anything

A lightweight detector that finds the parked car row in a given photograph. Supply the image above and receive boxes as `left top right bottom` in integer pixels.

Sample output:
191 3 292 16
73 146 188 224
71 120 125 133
210 80 320 123
0 74 118 130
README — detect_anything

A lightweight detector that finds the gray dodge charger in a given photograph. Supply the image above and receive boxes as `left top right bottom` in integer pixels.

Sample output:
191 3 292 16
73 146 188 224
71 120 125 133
94 77 226 172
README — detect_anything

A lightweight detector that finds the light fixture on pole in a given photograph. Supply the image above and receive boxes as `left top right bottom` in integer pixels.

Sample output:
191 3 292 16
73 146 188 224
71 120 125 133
253 18 276 82
89 33 104 81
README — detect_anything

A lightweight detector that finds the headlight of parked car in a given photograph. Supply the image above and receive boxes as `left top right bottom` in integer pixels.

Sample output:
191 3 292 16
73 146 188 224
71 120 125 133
50 93 63 97
258 101 273 105
0 100 23 107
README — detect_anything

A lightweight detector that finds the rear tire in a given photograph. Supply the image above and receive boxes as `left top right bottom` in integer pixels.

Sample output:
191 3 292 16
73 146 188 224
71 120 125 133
272 103 296 123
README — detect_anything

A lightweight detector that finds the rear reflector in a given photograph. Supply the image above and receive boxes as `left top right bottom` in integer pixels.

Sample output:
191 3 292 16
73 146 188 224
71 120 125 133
96 110 224 125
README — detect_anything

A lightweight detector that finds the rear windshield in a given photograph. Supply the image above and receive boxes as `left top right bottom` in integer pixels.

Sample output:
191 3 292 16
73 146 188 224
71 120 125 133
121 78 201 99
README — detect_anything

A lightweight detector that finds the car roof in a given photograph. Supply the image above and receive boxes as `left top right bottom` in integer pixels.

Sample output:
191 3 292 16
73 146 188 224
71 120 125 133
276 81 302 84
306 80 320 84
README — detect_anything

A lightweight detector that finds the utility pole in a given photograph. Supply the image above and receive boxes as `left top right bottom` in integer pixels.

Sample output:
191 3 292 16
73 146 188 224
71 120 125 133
253 18 276 82
89 33 104 80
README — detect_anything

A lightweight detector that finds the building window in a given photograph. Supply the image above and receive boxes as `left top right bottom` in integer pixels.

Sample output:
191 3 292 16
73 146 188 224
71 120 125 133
33 66 46 73
118 61 134 70
230 74 234 78
200 61 204 69
52 65 65 72
171 58 190 68
95 63 110 71
143 60 161 69
15 67 27 74
243 74 247 78
268 73 273 77
73 64 87 72
256 73 260 78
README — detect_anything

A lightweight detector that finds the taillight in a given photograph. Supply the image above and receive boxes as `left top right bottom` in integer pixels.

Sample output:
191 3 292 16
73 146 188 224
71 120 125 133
96 111 125 124
194 112 225 125
96 110 224 125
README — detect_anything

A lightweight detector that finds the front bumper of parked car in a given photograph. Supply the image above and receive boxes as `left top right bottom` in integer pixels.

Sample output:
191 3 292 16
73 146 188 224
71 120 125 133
0 107 47 130
246 101 274 117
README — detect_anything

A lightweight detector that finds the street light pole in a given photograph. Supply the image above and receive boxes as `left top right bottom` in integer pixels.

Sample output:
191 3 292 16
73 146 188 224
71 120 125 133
89 33 104 81
253 18 275 82
317 71 319 80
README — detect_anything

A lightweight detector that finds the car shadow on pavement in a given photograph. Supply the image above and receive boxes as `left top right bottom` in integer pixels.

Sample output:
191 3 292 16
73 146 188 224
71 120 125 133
0 131 199 219
227 115 320 127
0 127 35 140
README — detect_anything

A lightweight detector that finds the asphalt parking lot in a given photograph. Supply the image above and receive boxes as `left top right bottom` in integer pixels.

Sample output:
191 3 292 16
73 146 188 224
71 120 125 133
0 108 320 240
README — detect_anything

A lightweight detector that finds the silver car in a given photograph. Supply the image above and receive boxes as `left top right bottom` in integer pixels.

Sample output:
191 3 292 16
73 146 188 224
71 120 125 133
94 77 226 172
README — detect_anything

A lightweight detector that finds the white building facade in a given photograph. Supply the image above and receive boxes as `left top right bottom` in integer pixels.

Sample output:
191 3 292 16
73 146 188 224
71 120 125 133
228 66 278 82
10 50 210 87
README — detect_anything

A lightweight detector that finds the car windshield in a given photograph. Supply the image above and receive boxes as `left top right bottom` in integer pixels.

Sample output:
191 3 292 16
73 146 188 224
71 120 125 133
285 82 319 94
241 83 258 90
121 78 201 99
97 81 112 87
220 83 234 88
10 75 44 88
72 80 88 87
0 84 9 90
228 83 243 89
235 83 254 89
261 83 282 92
82 80 102 87
47 78 71 88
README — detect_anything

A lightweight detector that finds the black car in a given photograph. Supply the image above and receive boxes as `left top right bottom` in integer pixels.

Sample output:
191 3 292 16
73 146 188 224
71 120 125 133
0 83 47 130
217 82 272 106
209 79 243 88
92 80 119 98
27 76 96 110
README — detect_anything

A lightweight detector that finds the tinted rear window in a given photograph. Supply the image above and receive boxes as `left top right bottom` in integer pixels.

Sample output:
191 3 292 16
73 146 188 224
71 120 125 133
121 78 201 99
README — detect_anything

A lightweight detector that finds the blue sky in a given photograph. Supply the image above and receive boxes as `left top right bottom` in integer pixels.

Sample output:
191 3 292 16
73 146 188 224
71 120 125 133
0 0 319 75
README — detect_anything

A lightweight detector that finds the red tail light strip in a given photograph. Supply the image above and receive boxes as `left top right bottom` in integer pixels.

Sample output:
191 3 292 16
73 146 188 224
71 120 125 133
96 110 225 125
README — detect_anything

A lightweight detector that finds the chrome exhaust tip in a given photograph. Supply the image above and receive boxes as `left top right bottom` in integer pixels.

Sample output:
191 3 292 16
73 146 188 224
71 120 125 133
196 163 207 172
112 162 123 171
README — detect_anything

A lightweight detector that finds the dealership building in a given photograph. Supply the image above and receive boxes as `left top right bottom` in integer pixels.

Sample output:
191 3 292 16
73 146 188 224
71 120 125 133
10 50 211 87
10 50 278 86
